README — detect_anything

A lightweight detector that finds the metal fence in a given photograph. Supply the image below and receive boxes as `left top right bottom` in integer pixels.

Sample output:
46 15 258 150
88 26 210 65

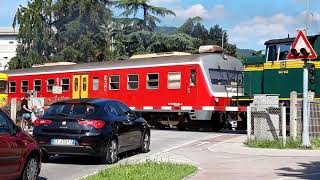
296 100 320 138
247 104 286 146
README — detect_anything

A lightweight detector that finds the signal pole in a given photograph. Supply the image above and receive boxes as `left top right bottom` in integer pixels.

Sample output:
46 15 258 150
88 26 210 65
302 59 311 147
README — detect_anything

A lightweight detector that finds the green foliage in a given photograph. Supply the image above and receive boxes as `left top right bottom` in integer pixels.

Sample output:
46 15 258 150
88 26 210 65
84 161 197 180
116 0 175 31
11 1 240 69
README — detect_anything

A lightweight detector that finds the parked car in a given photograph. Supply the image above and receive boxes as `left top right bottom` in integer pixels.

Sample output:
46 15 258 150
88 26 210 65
33 98 151 164
0 110 41 180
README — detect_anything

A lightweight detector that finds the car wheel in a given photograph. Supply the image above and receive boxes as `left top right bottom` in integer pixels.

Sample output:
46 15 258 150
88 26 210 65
139 132 150 153
101 139 118 164
22 155 40 180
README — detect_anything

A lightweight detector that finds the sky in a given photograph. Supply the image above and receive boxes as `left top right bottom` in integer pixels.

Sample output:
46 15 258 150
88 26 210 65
1 0 320 50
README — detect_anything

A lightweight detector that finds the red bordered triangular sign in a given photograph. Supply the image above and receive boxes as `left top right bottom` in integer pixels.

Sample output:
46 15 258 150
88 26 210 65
287 30 317 60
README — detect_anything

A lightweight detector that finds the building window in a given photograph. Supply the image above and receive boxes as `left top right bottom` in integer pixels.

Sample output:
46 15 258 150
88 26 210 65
109 75 120 90
147 73 159 89
34 80 41 92
9 81 16 93
47 79 55 92
127 74 138 90
168 72 181 89
21 80 28 93
61 78 70 91
93 77 99 91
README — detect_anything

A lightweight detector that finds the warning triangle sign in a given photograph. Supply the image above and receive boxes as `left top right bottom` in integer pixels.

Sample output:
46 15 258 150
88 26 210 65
287 30 317 60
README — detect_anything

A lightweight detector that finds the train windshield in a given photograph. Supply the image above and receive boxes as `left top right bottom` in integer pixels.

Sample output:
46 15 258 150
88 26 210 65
209 69 243 86
0 80 8 93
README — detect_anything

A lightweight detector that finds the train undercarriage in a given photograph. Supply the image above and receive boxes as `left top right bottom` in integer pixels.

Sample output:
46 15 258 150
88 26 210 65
139 110 247 131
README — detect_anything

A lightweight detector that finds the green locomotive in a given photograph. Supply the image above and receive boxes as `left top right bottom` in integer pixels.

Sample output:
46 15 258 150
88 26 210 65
239 34 320 104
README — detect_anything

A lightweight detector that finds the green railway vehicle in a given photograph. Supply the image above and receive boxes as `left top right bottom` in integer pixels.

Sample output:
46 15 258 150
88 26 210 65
235 34 320 106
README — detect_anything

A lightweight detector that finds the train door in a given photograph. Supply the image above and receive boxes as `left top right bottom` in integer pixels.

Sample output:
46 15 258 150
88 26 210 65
72 74 89 99
187 67 198 97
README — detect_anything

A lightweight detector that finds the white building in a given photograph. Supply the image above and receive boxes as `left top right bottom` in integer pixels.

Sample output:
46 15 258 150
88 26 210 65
0 27 18 71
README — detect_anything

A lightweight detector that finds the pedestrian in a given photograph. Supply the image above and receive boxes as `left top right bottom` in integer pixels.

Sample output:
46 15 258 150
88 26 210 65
21 94 32 130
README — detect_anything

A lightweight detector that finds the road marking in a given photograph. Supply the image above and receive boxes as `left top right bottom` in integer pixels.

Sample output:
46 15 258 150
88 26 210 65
207 135 243 152
154 134 223 156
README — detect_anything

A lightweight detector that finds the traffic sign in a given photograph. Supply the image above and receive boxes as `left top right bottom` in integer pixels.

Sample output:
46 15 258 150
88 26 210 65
287 30 317 60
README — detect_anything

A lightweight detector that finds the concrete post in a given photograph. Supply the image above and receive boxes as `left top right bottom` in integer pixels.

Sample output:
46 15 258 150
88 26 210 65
10 98 17 123
282 105 286 147
290 91 298 140
247 104 252 142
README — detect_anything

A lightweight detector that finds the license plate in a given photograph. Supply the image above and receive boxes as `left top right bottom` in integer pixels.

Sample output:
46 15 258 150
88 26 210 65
51 139 76 146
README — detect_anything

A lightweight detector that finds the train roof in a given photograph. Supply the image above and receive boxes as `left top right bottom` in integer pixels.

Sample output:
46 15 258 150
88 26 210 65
5 53 240 76
264 34 320 45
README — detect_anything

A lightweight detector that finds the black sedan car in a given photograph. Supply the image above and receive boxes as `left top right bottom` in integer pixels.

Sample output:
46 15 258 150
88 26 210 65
33 98 150 164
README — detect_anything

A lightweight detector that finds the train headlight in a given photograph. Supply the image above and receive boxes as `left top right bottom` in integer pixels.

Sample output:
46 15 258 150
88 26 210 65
215 97 219 103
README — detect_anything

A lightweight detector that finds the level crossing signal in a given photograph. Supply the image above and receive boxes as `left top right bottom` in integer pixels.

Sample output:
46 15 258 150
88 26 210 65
308 64 316 84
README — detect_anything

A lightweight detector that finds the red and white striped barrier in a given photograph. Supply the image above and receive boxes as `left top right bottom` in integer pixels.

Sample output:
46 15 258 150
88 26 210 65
129 106 247 112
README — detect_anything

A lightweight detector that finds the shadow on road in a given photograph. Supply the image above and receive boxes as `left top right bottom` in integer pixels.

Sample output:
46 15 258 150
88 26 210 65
276 161 320 180
45 150 142 165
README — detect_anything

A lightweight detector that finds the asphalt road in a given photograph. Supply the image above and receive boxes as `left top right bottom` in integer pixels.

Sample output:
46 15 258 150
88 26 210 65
38 129 221 180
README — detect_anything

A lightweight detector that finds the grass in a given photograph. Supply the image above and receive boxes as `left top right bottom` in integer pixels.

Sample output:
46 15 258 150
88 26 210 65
245 138 320 149
84 162 198 180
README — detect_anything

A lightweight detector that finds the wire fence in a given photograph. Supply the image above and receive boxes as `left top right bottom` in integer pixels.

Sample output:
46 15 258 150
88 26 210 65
247 104 286 146
297 100 320 138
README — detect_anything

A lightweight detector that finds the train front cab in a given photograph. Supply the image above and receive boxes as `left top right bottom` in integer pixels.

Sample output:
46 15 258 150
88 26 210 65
181 54 245 131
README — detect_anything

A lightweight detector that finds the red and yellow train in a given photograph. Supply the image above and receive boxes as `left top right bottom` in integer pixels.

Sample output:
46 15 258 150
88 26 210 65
5 46 246 130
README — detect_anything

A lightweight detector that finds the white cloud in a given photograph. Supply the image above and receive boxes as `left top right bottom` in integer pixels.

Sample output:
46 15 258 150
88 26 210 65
149 0 181 6
173 4 226 21
228 12 320 47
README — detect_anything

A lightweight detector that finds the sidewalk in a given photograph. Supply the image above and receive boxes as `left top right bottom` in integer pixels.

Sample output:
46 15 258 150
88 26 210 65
208 135 320 157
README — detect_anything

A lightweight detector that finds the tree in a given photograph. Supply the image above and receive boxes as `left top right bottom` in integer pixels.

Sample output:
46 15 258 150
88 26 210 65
52 0 113 63
208 25 228 47
11 0 55 68
116 0 175 31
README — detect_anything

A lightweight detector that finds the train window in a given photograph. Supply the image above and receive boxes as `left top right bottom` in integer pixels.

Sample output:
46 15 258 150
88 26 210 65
147 73 159 89
267 45 278 62
21 80 28 93
34 80 41 92
0 81 8 93
61 78 70 91
168 72 181 89
9 81 15 93
209 69 243 86
279 44 291 60
93 77 99 91
190 70 197 86
74 78 79 91
109 75 120 90
83 77 87 91
127 74 138 90
47 79 55 92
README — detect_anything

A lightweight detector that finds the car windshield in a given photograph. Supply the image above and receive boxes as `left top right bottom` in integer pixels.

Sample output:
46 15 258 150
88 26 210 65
45 103 97 118
209 69 243 86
